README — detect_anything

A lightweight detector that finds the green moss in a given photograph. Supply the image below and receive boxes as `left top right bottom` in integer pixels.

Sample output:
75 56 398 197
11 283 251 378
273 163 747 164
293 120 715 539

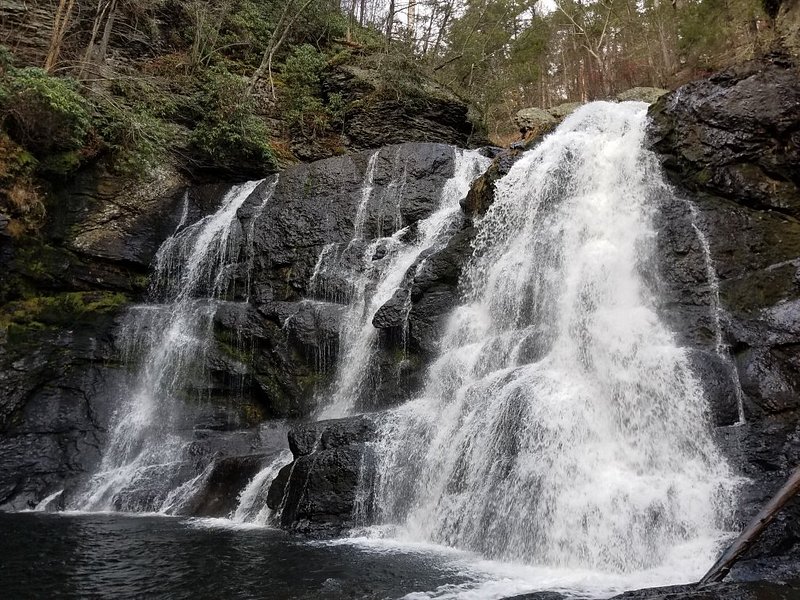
0 291 129 330
297 371 326 394
216 336 252 364
93 99 176 178
0 68 91 161
189 68 277 173
241 402 267 425
694 168 712 185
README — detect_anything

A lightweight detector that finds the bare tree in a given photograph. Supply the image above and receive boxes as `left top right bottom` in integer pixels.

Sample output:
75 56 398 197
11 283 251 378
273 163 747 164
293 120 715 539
45 0 77 72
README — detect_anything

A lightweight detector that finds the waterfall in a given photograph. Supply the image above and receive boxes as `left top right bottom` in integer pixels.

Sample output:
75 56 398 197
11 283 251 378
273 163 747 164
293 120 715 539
231 450 293 524
73 179 271 512
316 149 491 418
687 203 747 424
358 102 740 575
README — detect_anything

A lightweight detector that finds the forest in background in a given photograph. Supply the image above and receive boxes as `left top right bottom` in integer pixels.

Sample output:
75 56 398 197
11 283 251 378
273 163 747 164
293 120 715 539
0 0 787 236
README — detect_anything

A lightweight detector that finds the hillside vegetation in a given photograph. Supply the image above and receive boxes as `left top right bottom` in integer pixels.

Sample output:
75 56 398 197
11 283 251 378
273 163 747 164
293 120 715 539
1 0 798 235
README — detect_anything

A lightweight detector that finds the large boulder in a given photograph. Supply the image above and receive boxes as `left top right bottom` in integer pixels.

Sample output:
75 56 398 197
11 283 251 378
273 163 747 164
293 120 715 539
267 416 376 533
0 297 123 510
513 107 558 139
615 87 668 103
650 55 799 218
228 142 463 416
608 579 800 600
323 60 489 154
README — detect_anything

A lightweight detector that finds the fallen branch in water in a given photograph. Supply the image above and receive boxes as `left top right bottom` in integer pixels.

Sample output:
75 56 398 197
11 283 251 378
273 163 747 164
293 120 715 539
699 466 800 585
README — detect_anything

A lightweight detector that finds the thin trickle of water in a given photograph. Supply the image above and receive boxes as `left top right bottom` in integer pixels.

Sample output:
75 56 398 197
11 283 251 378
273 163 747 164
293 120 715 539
28 489 63 512
316 149 491 419
72 180 266 512
175 192 190 233
245 178 279 301
159 462 215 515
358 103 740 581
353 151 381 239
232 450 293 524
309 243 338 298
688 203 747 424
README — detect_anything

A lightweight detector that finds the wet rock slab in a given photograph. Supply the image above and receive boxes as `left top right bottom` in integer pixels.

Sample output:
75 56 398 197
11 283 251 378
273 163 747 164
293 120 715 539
267 415 376 534
648 54 800 577
609 579 800 600
504 579 800 600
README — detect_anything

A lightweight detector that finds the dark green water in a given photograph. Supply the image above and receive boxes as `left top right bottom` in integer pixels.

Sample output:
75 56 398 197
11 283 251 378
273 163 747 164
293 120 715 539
0 512 473 599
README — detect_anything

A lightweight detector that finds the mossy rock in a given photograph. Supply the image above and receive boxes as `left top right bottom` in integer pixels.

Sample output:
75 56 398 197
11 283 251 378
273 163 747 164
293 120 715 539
0 291 129 330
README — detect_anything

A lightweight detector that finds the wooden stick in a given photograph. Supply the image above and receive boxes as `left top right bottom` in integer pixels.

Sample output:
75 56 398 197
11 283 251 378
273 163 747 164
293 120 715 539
699 466 800 585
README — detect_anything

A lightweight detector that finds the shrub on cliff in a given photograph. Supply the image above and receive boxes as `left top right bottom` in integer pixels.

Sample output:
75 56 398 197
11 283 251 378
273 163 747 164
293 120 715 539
0 67 91 175
281 44 345 141
189 67 277 175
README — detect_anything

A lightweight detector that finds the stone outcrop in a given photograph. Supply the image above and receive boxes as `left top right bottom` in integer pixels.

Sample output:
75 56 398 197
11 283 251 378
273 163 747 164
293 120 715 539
230 142 461 417
266 416 376 533
648 54 800 579
616 87 668 103
513 107 558 136
322 61 489 157
507 579 800 600
512 86 668 147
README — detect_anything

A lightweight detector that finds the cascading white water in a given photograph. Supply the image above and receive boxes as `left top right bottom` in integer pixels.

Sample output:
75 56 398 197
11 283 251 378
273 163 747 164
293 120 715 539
73 179 269 512
231 450 293 524
316 149 491 419
358 102 740 580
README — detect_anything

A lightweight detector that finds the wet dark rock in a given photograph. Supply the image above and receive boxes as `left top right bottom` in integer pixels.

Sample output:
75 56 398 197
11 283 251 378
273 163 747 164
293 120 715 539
503 592 567 600
224 142 464 417
649 54 800 581
461 149 523 218
288 415 376 457
267 416 376 533
605 579 800 599
181 454 266 518
244 143 457 305
372 288 410 329
0 319 122 510
687 349 741 427
406 224 476 356
649 55 800 219
323 63 488 153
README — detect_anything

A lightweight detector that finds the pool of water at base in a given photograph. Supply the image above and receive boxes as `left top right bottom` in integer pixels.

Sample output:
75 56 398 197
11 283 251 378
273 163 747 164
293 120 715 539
0 511 716 600
0 512 523 600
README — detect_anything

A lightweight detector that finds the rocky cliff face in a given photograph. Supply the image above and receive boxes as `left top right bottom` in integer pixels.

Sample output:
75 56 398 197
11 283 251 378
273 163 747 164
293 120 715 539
0 140 473 510
649 54 800 579
3 37 800 599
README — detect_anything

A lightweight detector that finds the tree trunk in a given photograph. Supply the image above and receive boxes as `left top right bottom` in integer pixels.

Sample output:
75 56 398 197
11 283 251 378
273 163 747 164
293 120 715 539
385 0 396 46
431 0 453 57
700 467 800 585
79 0 113 78
248 0 316 98
45 0 77 72
408 0 417 42
97 0 119 69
